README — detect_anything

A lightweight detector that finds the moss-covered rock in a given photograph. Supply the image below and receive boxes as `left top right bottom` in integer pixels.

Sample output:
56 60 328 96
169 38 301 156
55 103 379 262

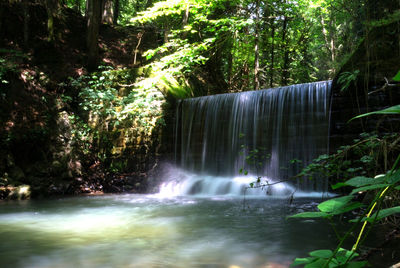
0 185 31 200
330 20 400 152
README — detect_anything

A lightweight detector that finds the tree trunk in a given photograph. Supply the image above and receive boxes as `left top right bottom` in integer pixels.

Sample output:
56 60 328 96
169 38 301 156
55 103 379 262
320 12 335 74
0 5 3 39
85 0 91 18
74 0 80 12
102 0 113 24
23 0 29 46
182 3 189 26
133 31 143 66
87 0 102 71
181 3 189 39
328 7 336 74
281 16 289 85
206 46 228 94
227 40 233 89
113 0 119 24
163 21 170 43
253 0 260 90
282 50 290 85
269 18 275 88
45 0 58 42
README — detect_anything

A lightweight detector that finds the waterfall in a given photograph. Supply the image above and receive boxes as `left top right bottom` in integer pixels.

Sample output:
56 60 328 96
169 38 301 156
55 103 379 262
160 81 332 197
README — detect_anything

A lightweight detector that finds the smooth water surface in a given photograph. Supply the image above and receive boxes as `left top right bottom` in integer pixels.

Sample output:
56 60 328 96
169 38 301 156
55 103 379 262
0 194 336 268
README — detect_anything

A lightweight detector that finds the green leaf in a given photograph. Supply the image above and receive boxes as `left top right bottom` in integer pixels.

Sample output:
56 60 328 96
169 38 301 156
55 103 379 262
386 169 400 184
335 248 358 263
288 212 329 218
304 258 329 268
395 185 400 190
331 182 347 190
360 155 373 163
317 196 353 214
350 105 400 121
332 202 364 215
309 249 333 259
350 184 390 195
393 70 400 81
344 176 374 187
291 257 317 266
367 206 400 222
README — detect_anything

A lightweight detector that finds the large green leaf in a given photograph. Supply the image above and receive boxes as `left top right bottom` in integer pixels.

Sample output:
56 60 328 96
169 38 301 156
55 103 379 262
289 212 328 218
350 105 400 121
304 258 329 268
332 176 377 190
309 249 333 258
290 199 361 219
386 169 400 184
344 176 375 187
331 182 347 190
366 206 400 222
350 184 390 195
318 196 353 214
291 257 317 266
332 202 364 215
393 70 400 81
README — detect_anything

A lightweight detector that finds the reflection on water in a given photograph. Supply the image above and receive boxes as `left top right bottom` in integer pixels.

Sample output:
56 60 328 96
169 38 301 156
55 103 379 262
0 195 336 267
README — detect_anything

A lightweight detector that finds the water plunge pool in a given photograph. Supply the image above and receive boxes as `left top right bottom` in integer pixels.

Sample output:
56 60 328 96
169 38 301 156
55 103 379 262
0 194 336 267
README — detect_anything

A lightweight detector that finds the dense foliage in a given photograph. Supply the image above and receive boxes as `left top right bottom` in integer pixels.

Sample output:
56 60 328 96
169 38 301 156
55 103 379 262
63 66 165 171
126 0 372 96
289 105 400 267
16 1 398 98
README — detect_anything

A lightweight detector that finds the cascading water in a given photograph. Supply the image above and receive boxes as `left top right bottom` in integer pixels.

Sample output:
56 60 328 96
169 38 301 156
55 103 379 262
159 81 332 197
